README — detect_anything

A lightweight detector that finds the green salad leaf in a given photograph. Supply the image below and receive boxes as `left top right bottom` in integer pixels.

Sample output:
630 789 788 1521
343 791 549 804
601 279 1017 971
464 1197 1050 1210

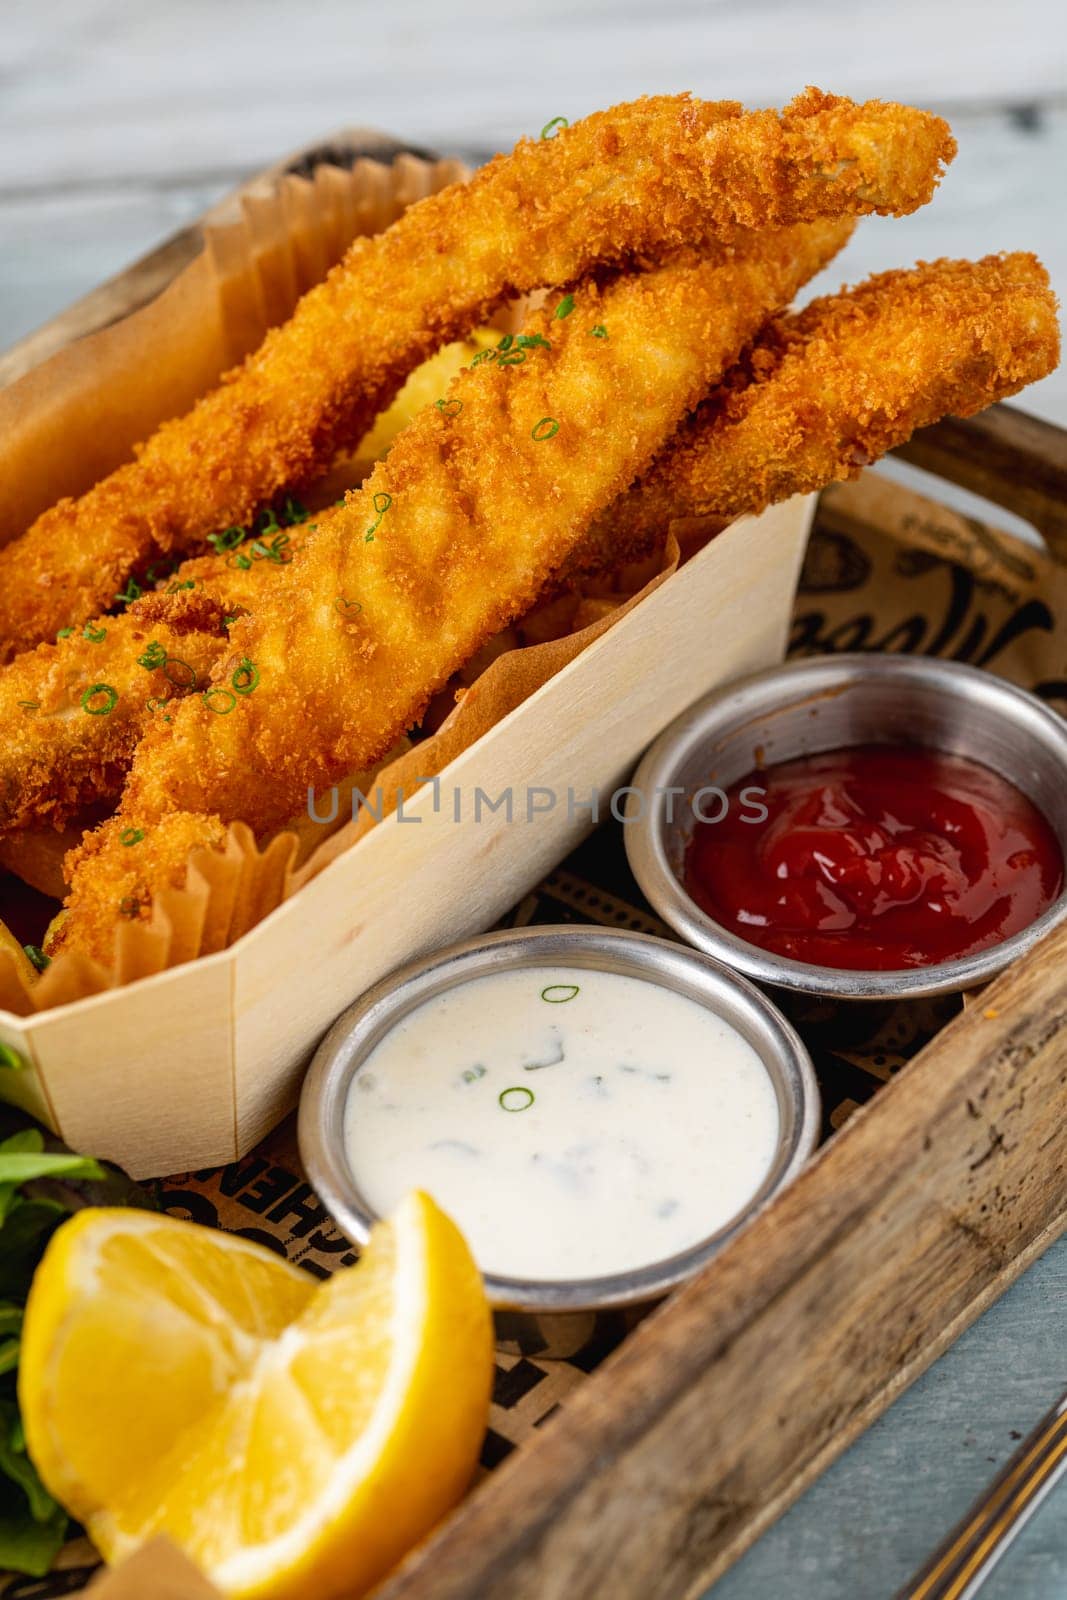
0 1112 150 1574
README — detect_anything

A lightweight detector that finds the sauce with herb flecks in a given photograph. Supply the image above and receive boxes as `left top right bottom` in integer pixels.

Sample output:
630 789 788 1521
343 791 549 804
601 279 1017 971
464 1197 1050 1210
343 966 779 1281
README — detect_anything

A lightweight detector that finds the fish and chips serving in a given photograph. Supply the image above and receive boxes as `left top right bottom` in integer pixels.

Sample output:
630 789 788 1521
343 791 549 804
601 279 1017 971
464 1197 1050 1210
0 87 1063 1599
0 90 1056 997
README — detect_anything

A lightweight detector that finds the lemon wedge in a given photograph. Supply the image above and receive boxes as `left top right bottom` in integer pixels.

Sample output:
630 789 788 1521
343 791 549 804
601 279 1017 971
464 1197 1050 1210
20 1193 493 1599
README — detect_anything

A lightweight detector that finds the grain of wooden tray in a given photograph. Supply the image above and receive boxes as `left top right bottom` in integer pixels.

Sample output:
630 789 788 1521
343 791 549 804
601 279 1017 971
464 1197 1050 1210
4 131 1067 1600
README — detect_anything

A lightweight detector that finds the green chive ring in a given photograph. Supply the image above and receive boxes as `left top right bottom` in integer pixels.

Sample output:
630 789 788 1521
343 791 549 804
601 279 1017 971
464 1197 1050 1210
435 398 463 417
82 684 118 717
121 828 145 847
232 659 259 696
541 983 580 1003
499 1086 535 1113
540 116 568 140
163 657 198 690
203 688 237 716
531 417 560 442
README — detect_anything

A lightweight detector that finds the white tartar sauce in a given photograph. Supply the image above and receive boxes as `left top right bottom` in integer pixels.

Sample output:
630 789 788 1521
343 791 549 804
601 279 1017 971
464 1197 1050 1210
344 966 780 1281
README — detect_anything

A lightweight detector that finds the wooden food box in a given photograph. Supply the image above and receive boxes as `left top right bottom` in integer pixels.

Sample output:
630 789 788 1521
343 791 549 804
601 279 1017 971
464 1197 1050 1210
2 133 1067 1600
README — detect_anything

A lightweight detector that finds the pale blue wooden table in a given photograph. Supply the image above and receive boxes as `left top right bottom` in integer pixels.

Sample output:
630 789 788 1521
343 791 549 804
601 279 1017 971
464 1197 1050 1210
2 5 1065 1594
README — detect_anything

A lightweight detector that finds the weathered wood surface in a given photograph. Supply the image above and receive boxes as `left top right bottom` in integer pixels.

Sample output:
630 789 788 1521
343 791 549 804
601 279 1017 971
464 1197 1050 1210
896 405 1067 556
378 919 1067 1600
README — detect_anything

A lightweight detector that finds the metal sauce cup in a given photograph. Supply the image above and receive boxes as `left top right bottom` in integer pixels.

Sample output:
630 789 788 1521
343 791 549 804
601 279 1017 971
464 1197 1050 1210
625 653 1067 1001
299 926 819 1357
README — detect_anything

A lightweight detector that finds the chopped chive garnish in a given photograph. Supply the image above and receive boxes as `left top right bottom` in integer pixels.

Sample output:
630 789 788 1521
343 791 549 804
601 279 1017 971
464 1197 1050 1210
554 294 575 320
209 525 247 553
17 700 38 713
228 551 253 570
590 324 608 339
497 334 515 353
435 398 463 417
137 640 168 671
284 496 309 524
257 507 281 535
541 983 580 1003
114 578 142 606
365 491 392 544
232 658 259 696
166 578 195 593
23 945 49 974
540 116 568 140
531 417 559 442
163 658 197 690
334 596 363 617
222 614 239 631
56 628 73 640
145 694 170 715
83 622 106 644
250 531 291 564
120 828 144 848
203 688 237 716
81 684 117 717
516 333 551 351
499 1086 535 1112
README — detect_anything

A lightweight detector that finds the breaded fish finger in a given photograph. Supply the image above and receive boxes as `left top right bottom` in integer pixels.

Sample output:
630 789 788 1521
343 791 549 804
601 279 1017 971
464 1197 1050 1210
581 252 1059 561
54 218 851 962
0 89 953 659
0 523 315 836
0 593 229 837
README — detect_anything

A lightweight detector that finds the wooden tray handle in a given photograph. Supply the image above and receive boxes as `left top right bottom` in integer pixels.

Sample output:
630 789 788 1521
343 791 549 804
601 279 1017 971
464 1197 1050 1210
895 403 1067 559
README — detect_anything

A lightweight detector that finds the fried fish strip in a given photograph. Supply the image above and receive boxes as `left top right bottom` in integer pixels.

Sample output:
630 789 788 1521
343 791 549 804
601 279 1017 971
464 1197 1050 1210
0 88 954 660
576 252 1059 564
15 251 1049 850
53 218 851 962
0 532 315 836
0 593 230 837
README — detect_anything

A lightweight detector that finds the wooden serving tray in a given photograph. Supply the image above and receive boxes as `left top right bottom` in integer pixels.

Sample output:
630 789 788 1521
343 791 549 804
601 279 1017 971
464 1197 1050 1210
4 132 1067 1600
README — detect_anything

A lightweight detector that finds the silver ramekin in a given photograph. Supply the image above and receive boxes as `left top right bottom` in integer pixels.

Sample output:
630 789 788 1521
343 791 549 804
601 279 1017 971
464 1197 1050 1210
298 926 819 1357
625 654 1067 1001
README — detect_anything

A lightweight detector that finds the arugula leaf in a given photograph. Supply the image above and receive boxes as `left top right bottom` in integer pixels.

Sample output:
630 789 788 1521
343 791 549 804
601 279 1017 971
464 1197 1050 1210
0 1496 67 1577
0 1400 67 1574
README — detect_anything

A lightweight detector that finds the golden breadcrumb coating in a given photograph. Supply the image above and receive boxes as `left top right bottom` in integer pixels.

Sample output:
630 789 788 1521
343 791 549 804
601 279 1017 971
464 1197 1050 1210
586 252 1059 559
12 251 1052 859
52 219 850 963
0 592 229 837
0 89 953 660
0 528 315 835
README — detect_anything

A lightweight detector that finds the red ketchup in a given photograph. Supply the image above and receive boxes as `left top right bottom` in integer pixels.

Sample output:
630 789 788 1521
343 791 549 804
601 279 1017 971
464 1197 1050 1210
683 745 1064 971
